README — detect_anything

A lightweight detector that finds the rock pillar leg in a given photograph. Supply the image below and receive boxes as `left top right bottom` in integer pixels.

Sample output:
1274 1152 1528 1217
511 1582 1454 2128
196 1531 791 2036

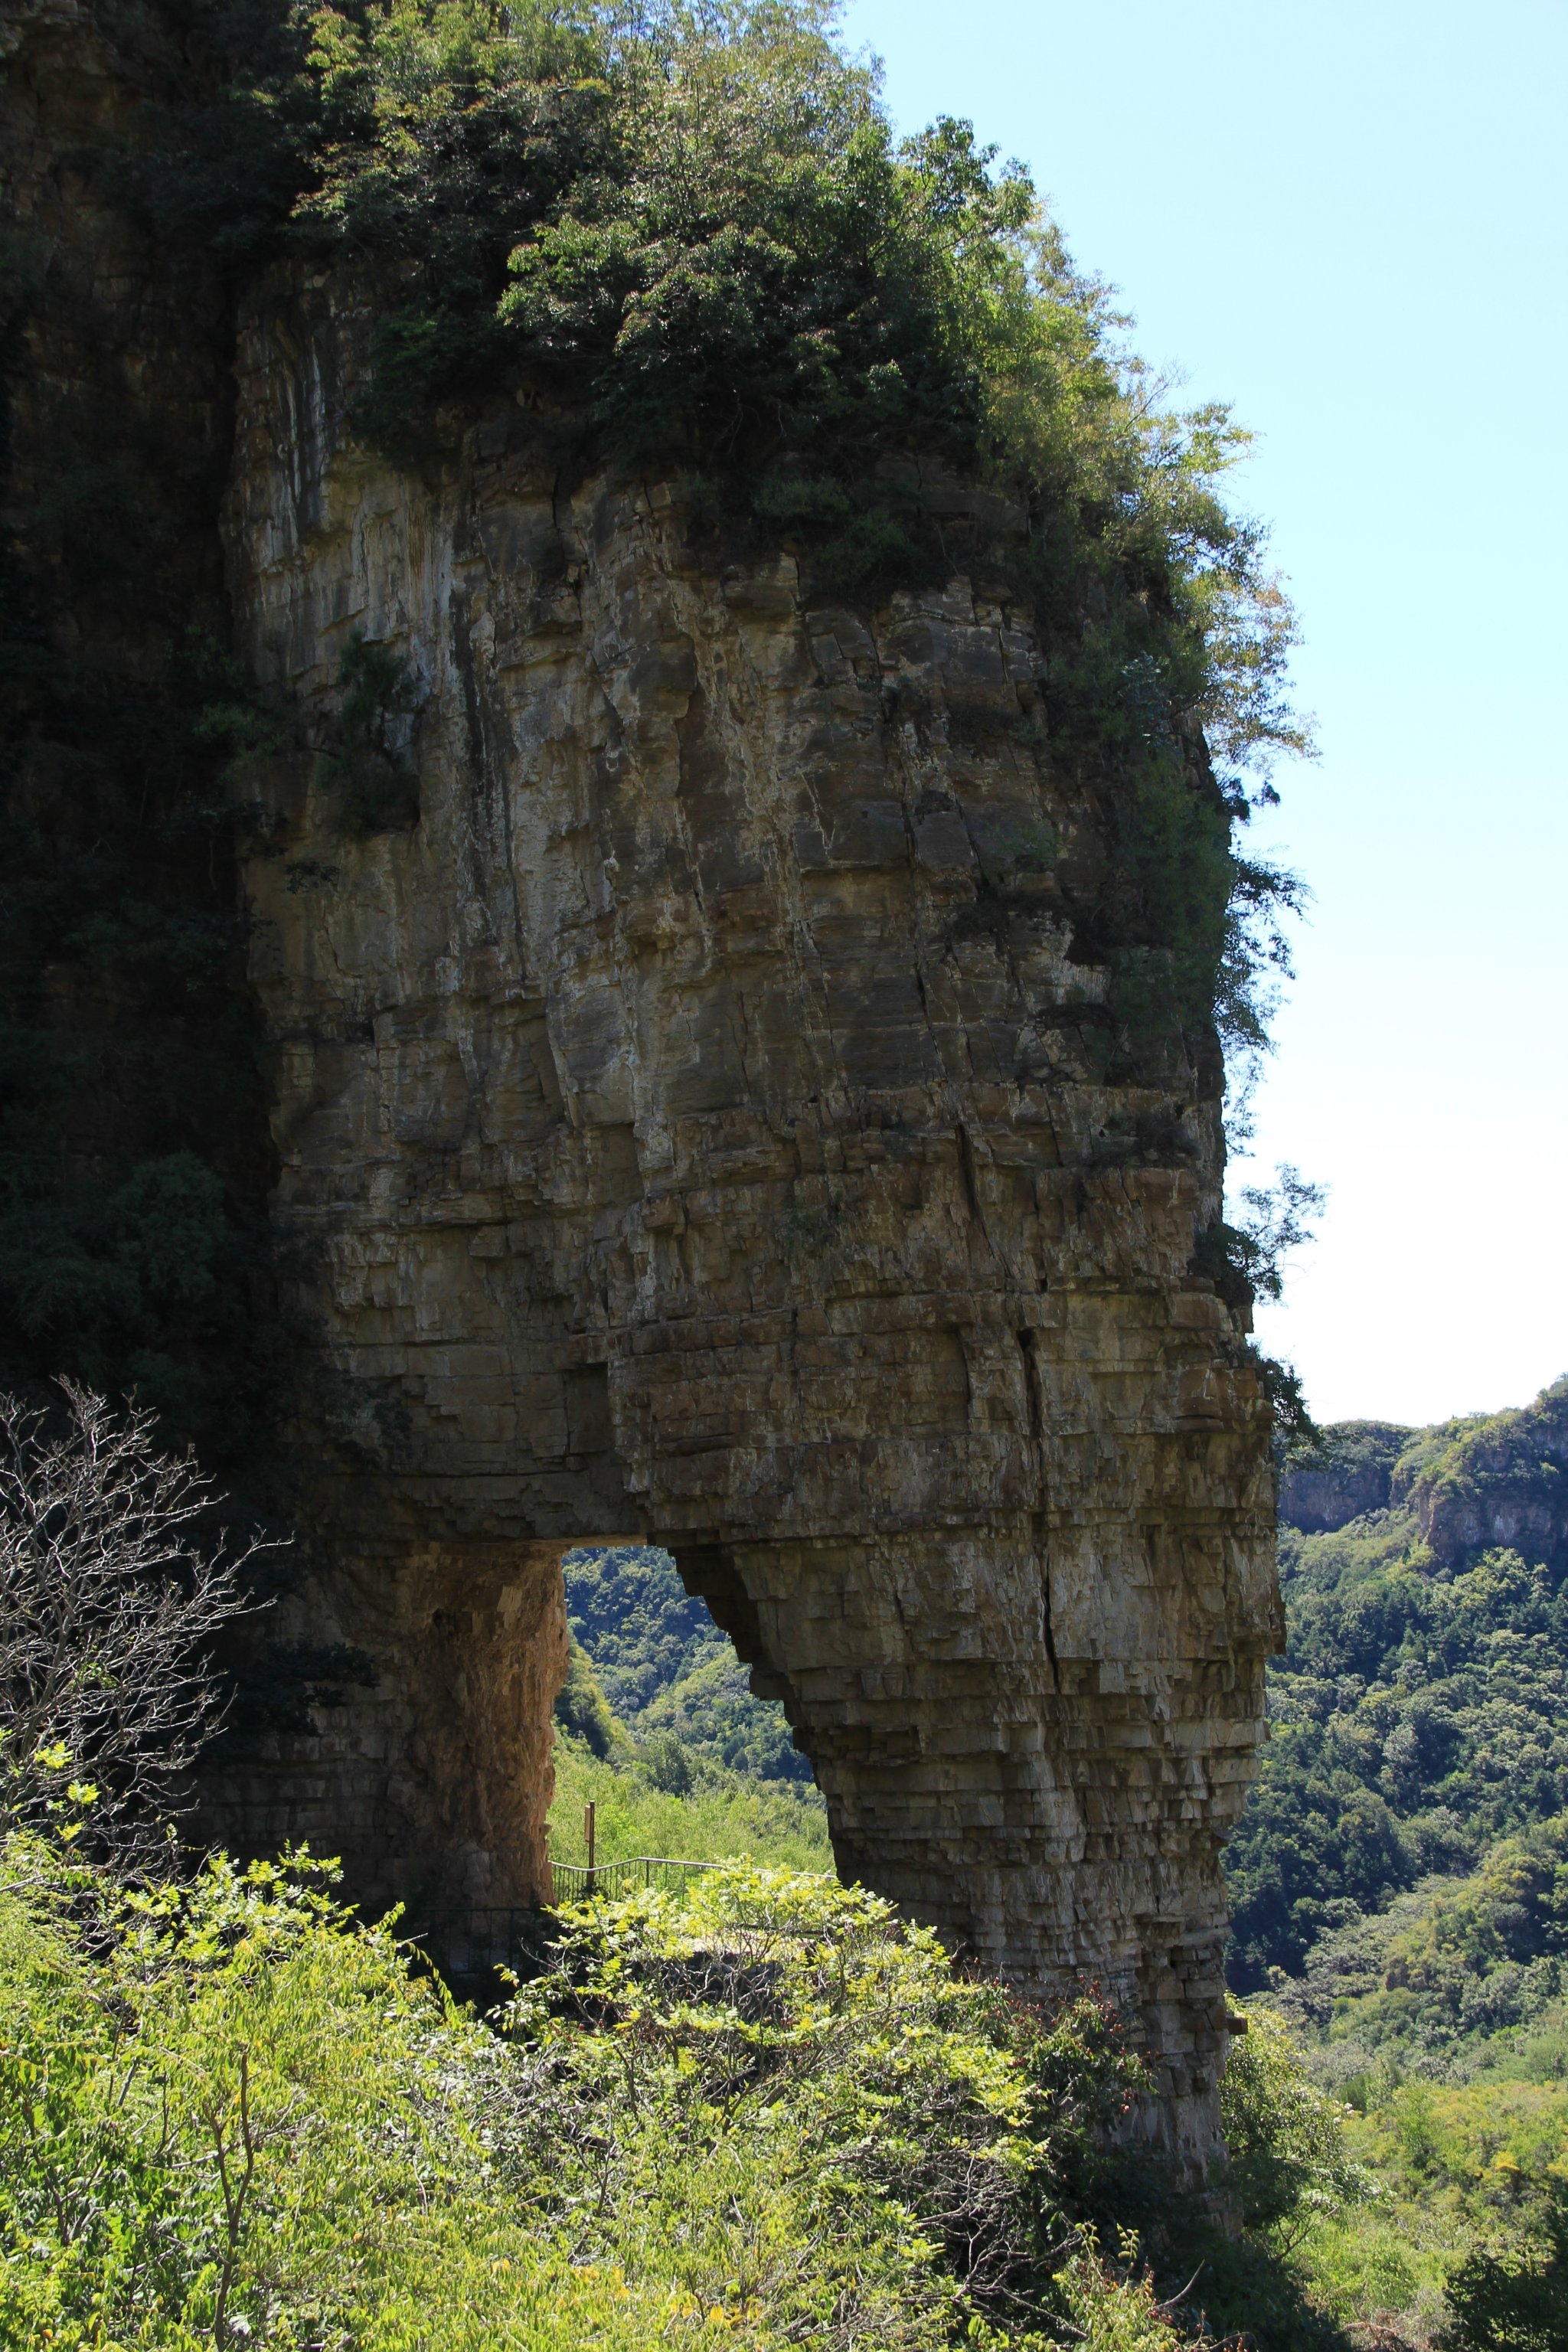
682 1517 1269 2174
203 1541 570 1918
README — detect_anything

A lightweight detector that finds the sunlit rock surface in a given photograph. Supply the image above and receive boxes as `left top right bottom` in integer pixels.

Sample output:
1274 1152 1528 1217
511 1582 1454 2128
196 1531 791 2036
217 266 1280 2171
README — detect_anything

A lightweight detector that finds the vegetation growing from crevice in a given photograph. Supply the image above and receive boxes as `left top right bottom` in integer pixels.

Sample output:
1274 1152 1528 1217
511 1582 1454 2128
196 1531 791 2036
316 634 422 834
1195 1165 1325 1320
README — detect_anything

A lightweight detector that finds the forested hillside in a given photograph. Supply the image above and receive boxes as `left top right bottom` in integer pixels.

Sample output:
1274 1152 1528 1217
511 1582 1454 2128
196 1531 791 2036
548 1547 832 1877
1227 1377 1568 2002
561 1547 814 1783
1209 1378 1568 2337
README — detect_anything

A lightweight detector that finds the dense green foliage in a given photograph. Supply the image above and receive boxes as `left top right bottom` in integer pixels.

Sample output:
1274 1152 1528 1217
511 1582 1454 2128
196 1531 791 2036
0 1835 1263 2350
561 1544 814 1782
1273 1820 1568 2082
1214 1379 1568 2346
563 1544 728 1721
1227 1380 1568 1986
1220 2005 1371 2244
552 1631 621 1756
1442 2183 1568 2352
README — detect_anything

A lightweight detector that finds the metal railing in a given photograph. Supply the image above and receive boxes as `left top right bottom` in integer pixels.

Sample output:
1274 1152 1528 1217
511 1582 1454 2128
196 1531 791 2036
550 1854 714 1903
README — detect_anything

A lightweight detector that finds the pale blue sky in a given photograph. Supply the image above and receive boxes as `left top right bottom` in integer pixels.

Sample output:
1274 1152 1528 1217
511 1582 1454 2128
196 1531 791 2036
841 0 1568 1427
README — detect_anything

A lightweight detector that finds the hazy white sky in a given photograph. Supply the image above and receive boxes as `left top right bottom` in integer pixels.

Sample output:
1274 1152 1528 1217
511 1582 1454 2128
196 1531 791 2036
841 0 1568 1428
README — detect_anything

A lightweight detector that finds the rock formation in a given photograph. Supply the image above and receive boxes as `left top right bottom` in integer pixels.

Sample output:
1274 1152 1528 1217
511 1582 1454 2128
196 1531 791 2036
1277 1423 1411 1534
209 266 1281 2171
3 2 1282 2173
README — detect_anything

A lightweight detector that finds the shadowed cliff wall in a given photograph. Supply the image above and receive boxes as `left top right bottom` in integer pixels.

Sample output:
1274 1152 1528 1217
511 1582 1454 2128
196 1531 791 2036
0 0 277 1455
211 266 1280 2173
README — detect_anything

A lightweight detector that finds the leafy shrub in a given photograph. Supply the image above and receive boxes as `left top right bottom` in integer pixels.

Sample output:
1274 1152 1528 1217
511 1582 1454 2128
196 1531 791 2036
502 1865 1152 2341
1047 2229 1195 2350
1441 2182 1568 2351
0 1841 672 2350
316 635 422 834
1220 2004 1370 2244
0 1836 1223 2350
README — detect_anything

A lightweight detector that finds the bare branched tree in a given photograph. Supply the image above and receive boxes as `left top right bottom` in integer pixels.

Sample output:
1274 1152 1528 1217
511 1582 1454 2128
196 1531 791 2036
0 1382 272 1863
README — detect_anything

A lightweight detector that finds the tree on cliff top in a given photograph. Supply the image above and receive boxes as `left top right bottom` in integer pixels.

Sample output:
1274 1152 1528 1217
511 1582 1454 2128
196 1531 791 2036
122 0 1307 1094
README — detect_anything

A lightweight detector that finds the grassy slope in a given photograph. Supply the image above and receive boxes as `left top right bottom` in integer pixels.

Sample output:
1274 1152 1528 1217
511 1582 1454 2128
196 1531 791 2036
547 1730 834 1876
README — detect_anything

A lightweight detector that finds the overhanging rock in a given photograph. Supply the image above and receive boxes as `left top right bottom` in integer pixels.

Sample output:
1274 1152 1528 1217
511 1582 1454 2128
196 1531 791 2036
219 267 1282 2177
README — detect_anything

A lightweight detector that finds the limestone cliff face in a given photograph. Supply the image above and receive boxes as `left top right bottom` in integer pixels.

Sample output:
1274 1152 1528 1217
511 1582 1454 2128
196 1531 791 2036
217 266 1281 2170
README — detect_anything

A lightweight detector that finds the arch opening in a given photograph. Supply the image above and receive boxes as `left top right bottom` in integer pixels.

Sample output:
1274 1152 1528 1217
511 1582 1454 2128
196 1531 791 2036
557 1543 818 1791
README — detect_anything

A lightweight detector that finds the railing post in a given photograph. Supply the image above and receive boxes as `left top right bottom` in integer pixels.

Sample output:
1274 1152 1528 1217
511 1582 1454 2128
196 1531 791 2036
584 1800 596 1896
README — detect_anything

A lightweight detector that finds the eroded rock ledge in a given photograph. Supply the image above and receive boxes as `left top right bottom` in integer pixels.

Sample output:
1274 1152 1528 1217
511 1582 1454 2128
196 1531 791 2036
208 267 1280 2174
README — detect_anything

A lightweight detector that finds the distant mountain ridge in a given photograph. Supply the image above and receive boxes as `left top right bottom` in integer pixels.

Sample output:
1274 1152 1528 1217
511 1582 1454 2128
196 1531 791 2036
1277 1422 1413 1533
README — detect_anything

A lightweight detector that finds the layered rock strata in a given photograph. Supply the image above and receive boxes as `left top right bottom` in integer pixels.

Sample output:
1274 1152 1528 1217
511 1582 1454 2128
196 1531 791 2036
220 270 1281 2171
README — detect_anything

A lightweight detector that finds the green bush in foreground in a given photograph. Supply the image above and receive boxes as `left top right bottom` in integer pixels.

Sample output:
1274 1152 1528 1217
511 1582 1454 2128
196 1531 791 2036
1220 2005 1371 2246
0 1834 1217 2350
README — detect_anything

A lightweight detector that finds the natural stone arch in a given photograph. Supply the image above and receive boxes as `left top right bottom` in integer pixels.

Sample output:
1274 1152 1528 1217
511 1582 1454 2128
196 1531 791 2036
209 263 1282 2173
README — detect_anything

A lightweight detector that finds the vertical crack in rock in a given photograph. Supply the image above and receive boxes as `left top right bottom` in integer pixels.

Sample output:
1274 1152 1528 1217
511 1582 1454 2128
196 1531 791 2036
198 264 1280 2177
